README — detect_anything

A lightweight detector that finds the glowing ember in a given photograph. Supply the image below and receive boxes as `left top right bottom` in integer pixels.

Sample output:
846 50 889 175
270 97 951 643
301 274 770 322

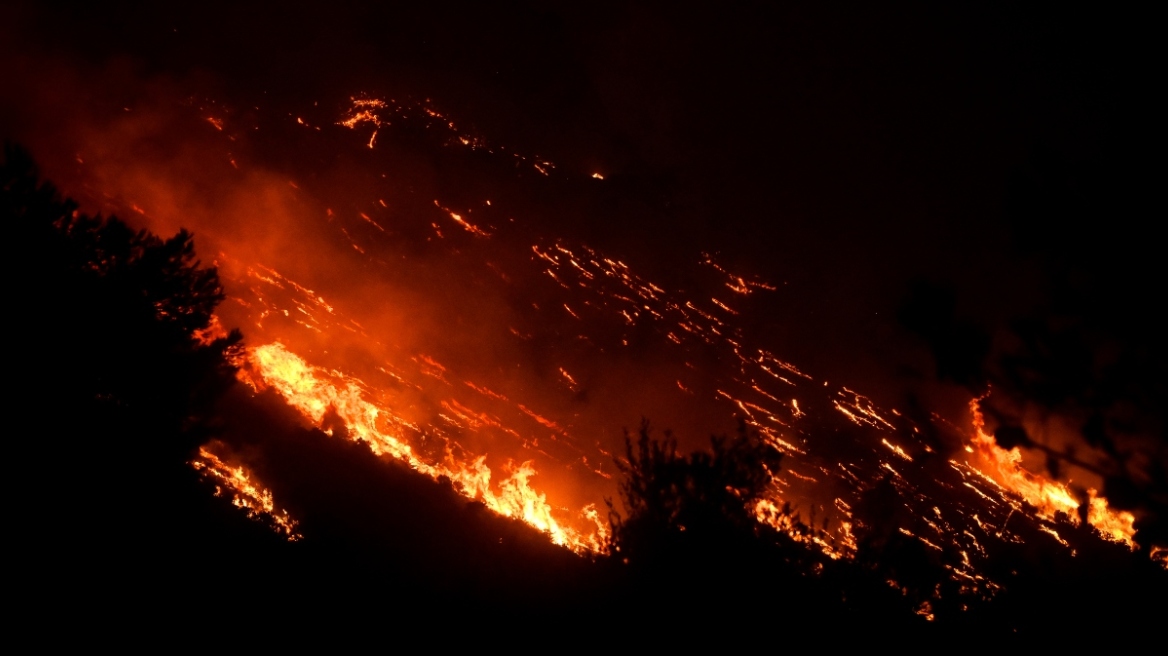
754 498 856 560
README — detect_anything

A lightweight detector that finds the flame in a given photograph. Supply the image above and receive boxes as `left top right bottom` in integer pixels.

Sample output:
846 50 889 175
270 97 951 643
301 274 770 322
192 313 229 346
1151 546 1168 570
753 498 856 560
967 397 1136 547
191 446 301 540
241 342 607 552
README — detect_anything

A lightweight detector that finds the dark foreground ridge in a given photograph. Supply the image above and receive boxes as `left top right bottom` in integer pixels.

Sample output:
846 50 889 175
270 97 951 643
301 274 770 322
6 144 1163 641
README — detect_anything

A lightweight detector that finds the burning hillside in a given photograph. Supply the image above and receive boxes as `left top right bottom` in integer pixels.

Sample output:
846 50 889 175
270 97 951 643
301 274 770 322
4 4 1163 634
16 87 1156 564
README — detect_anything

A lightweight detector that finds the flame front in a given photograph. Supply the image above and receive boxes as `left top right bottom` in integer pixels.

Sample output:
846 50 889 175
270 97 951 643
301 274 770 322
966 397 1136 547
241 342 607 553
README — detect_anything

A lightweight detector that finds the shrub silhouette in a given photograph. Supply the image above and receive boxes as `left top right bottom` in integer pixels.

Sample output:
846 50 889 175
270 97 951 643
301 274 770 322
5 142 252 602
608 420 781 562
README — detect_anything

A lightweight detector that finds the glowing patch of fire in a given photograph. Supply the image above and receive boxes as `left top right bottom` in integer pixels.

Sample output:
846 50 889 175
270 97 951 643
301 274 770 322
240 342 608 553
966 398 1136 547
191 447 301 540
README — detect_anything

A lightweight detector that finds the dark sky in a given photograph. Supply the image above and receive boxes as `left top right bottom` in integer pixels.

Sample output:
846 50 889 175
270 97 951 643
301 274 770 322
2 1 1153 415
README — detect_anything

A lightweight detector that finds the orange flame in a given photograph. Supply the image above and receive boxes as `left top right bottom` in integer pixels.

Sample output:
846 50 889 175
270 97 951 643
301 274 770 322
241 342 607 552
753 498 857 560
191 446 301 540
967 397 1136 547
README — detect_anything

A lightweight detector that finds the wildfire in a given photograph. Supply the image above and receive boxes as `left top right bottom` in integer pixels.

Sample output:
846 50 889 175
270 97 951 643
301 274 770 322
239 342 608 553
965 397 1136 547
158 166 1162 585
48 83 1158 587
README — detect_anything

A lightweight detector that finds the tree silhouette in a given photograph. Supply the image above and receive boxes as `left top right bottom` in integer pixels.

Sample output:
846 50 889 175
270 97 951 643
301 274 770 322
4 141 241 458
5 142 251 604
608 420 779 559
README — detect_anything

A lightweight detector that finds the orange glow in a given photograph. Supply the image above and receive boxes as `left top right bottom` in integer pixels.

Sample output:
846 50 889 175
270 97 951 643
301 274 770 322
192 313 229 346
1151 546 1168 570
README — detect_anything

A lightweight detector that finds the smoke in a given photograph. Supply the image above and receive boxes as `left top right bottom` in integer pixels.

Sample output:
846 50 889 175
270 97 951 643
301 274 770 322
1 22 757 526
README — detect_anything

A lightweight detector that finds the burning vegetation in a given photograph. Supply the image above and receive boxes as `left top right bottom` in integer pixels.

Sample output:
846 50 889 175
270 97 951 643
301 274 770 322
191 445 301 540
237 341 606 552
